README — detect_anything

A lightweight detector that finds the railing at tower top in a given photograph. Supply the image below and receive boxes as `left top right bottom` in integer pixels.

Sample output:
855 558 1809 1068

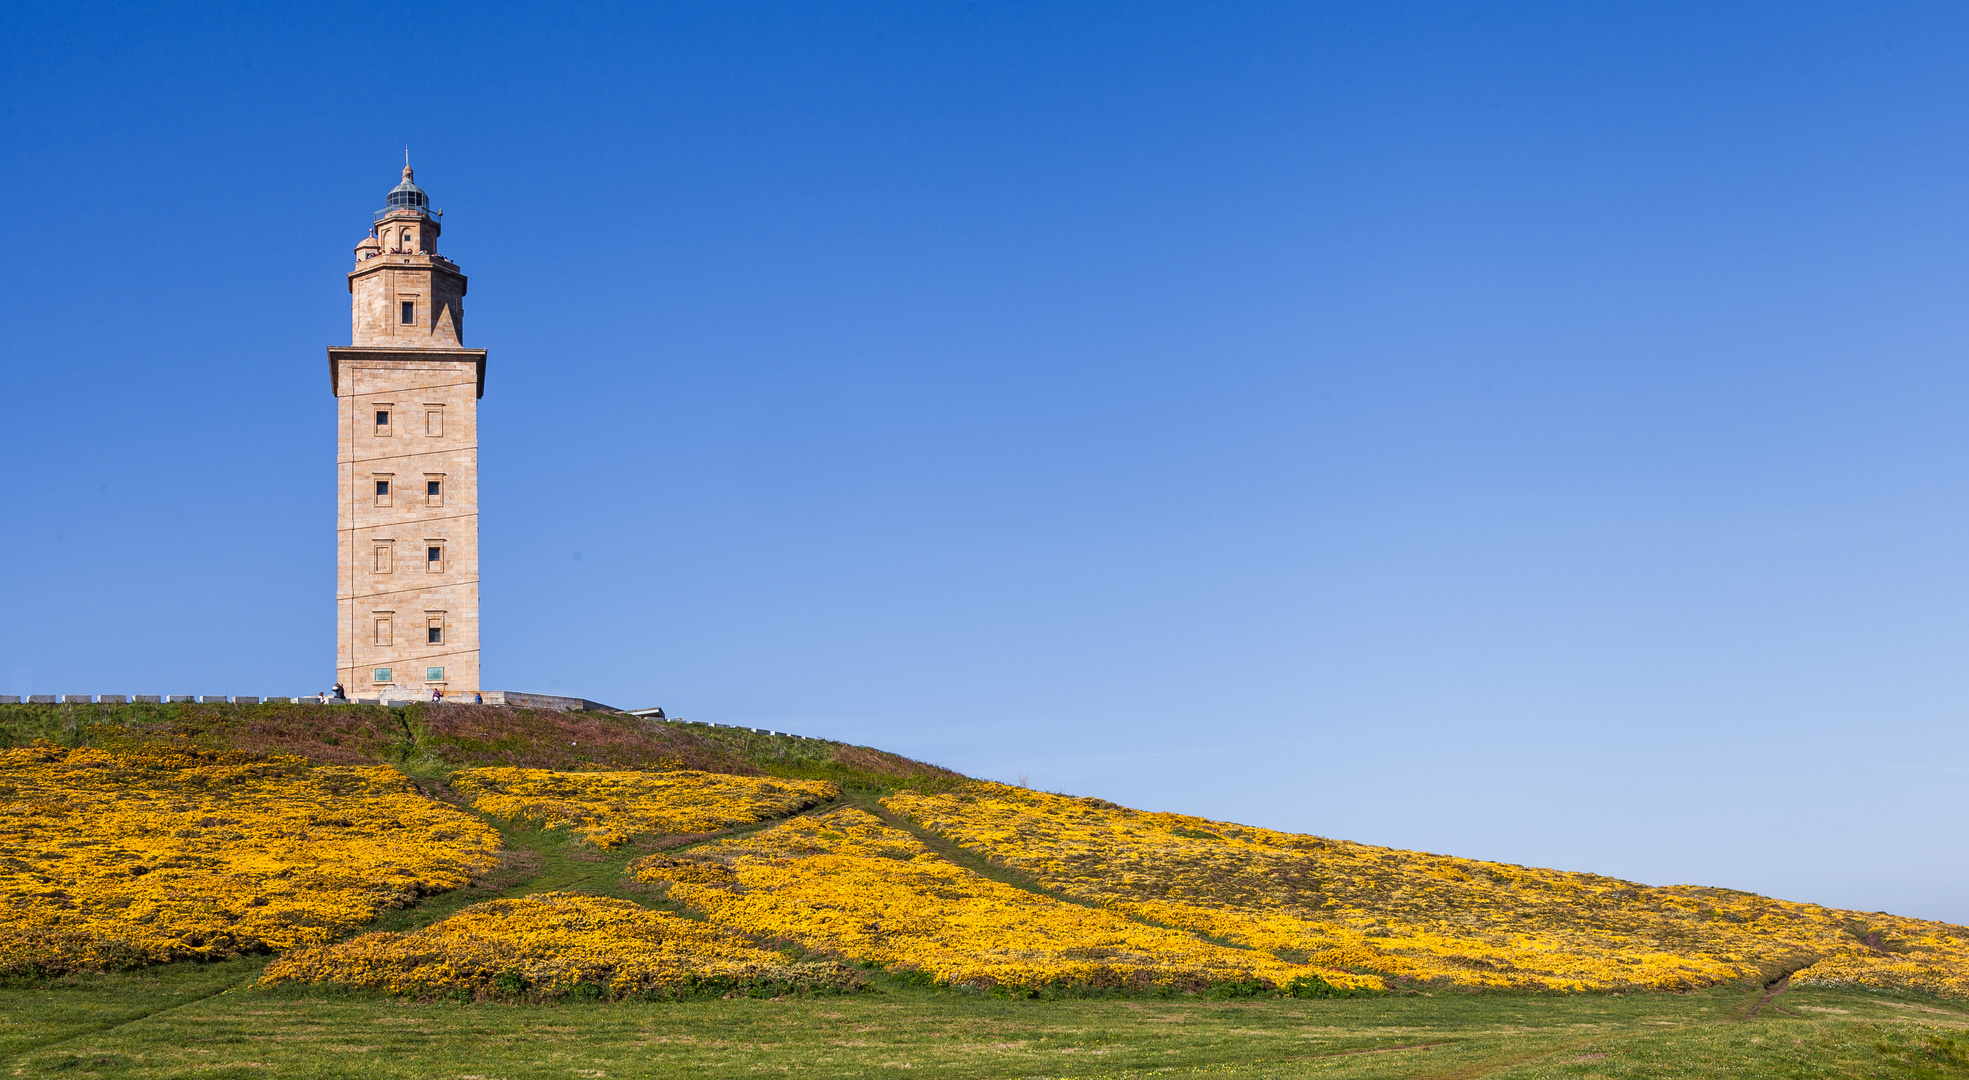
375 206 442 225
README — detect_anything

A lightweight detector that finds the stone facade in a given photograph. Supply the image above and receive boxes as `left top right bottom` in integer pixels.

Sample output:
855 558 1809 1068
332 165 486 694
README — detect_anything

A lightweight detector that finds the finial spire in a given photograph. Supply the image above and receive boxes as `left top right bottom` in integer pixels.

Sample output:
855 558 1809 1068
403 146 413 183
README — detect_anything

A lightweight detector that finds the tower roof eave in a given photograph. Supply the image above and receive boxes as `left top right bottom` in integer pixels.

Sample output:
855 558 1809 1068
346 256 467 293
327 346 487 399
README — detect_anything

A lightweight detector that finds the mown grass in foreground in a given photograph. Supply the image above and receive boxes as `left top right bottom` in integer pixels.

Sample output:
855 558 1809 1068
4 978 1967 1079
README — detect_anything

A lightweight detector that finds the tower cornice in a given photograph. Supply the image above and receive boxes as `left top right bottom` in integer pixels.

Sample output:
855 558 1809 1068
328 346 487 399
348 254 467 293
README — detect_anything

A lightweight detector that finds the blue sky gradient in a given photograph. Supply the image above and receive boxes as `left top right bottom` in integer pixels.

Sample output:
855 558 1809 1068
3 2 1967 921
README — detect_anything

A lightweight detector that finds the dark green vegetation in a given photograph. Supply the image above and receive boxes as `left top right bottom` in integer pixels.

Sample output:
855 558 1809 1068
0 699 957 790
4 702 1966 1077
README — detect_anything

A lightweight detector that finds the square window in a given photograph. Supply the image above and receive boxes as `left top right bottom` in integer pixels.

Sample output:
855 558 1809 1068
427 480 440 497
401 300 415 325
426 667 445 682
375 410 390 428
427 545 441 563
376 480 390 497
373 667 392 683
427 626 443 644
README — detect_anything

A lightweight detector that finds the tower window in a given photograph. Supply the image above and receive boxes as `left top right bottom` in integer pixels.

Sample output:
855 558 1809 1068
427 626 443 644
372 543 392 574
425 407 443 436
375 410 389 427
401 301 415 325
426 545 443 572
426 477 442 506
373 476 392 507
373 617 392 647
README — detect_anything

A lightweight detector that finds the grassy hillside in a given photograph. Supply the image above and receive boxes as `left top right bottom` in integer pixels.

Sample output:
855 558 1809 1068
0 700 955 789
4 699 1968 1077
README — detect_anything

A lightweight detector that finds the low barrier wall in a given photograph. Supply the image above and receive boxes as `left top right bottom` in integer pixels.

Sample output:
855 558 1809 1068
654 718 820 742
0 691 616 712
1 695 253 705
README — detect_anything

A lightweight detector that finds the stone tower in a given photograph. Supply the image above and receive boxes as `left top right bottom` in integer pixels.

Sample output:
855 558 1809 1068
330 163 485 696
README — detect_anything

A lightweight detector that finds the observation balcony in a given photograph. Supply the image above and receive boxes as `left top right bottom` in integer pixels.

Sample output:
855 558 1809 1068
376 205 442 225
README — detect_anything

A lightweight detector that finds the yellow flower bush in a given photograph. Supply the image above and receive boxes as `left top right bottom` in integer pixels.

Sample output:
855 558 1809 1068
260 891 863 1000
451 767 838 847
1789 935 1969 998
0 743 498 976
629 807 1373 992
885 783 1969 996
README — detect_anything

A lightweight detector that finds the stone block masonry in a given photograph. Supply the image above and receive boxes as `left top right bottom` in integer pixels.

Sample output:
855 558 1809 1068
331 164 484 699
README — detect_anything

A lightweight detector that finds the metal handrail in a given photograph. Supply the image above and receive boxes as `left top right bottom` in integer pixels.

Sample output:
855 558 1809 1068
374 206 442 225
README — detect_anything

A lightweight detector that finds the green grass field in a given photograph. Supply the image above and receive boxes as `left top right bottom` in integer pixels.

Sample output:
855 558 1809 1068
7 966 1969 1079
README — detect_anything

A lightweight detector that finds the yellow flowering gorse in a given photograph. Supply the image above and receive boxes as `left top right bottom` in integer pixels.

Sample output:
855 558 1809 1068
451 766 838 847
260 891 863 999
630 806 1373 992
885 783 1969 996
0 743 499 976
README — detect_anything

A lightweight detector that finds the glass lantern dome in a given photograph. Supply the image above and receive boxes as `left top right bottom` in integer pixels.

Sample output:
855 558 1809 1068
375 165 439 225
387 180 427 209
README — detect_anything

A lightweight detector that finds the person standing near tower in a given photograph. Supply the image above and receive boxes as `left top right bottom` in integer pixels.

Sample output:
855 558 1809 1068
330 161 486 698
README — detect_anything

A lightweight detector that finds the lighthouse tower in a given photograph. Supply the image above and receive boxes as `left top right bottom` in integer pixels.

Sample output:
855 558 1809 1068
330 162 485 697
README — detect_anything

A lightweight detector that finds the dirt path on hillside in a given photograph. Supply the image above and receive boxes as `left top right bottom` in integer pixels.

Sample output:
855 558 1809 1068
867 796 1297 964
862 798 1092 903
1746 974 1796 1019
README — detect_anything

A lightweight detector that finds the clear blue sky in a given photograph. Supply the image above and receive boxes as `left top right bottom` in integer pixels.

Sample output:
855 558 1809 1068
4 2 1967 922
